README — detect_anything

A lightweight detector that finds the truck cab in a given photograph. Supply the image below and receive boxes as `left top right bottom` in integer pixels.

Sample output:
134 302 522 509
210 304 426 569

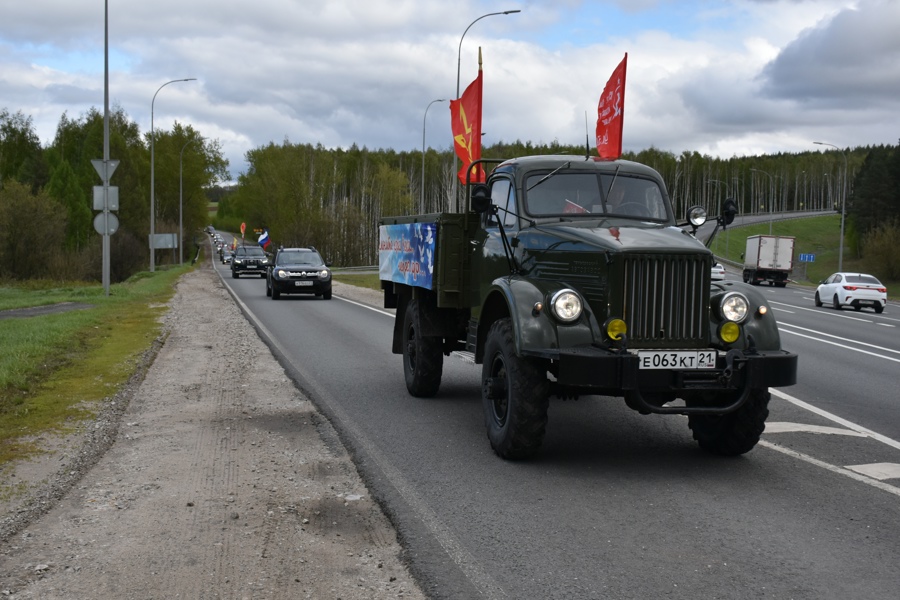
380 155 797 459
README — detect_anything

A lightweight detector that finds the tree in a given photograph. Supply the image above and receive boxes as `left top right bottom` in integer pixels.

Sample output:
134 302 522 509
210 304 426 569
0 181 67 279
0 109 48 191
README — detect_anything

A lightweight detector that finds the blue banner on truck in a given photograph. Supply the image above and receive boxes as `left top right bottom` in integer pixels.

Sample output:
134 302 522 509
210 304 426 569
379 223 436 290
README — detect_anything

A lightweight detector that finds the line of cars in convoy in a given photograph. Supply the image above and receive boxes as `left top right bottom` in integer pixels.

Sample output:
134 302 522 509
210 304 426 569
207 226 332 300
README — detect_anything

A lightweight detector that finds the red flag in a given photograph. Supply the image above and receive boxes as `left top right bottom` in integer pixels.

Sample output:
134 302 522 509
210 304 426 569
450 49 484 184
596 53 627 160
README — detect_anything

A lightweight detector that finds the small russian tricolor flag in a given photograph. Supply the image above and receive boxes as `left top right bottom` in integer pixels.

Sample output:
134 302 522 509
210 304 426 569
258 229 271 250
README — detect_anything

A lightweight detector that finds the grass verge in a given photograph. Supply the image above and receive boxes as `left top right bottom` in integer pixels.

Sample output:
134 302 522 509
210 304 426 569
0 265 190 466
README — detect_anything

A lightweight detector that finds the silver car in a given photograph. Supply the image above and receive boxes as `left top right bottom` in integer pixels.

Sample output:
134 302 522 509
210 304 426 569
815 272 887 313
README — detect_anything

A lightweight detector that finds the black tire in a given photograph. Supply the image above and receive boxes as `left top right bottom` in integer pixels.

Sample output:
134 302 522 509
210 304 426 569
688 389 770 456
853 304 862 311
402 299 443 397
875 304 884 314
833 294 841 310
481 318 550 460
271 286 280 300
260 273 266 279
323 289 332 300
814 291 822 307
266 279 272 297
231 271 238 279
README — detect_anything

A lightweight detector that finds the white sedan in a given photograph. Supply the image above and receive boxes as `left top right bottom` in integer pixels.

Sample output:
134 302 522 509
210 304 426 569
815 272 887 313
711 262 726 281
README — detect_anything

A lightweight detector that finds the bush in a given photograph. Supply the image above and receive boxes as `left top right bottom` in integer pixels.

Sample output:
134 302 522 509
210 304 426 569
862 219 900 280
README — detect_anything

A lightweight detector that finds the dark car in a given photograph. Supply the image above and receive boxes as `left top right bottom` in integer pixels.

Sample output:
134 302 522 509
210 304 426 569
231 245 270 278
266 247 332 300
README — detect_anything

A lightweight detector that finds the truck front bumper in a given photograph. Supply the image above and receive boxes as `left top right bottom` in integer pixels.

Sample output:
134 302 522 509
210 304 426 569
538 346 797 416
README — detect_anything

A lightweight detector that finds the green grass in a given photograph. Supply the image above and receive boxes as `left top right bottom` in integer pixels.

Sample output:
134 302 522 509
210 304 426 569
708 214 897 296
332 272 382 291
0 266 190 466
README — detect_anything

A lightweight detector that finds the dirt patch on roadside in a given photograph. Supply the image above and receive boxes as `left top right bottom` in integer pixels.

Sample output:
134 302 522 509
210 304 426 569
0 266 424 599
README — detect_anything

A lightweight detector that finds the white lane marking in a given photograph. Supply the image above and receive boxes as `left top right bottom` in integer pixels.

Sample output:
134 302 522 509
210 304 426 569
845 463 900 481
772 307 795 314
777 322 900 356
764 422 867 437
759 440 900 498
335 295 395 317
877 323 896 328
777 328 900 364
770 300 872 322
770 388 900 451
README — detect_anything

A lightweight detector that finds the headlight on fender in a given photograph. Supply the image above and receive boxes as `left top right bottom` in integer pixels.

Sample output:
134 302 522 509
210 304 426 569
719 292 750 323
718 321 741 344
550 289 583 323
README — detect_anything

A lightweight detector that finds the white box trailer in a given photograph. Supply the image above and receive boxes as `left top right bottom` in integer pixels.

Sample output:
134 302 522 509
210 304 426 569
743 235 795 287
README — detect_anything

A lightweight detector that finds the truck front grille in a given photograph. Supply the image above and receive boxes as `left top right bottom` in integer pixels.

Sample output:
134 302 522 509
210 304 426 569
620 254 709 346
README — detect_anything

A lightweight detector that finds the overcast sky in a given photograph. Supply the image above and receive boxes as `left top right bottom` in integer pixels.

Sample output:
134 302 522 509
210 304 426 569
2 0 898 182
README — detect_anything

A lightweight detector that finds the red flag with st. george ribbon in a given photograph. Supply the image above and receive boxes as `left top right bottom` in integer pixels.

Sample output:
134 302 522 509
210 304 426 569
450 49 484 184
596 53 627 160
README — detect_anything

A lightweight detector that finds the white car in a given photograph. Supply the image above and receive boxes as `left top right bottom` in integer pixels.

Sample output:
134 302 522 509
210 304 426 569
711 262 726 281
815 272 887 313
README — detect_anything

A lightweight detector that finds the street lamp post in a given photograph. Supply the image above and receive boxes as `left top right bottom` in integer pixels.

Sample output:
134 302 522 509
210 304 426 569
179 139 197 266
453 10 520 208
422 99 447 214
814 141 848 272
150 77 196 272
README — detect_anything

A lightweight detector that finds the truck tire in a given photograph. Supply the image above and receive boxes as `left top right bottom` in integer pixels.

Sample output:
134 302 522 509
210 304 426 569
481 318 550 460
402 299 443 397
688 389 770 456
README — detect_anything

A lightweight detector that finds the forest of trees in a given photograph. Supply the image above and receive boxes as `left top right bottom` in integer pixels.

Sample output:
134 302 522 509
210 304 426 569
2 104 898 282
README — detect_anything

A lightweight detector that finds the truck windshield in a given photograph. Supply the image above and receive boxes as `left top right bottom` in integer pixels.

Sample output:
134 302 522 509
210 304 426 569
523 172 668 221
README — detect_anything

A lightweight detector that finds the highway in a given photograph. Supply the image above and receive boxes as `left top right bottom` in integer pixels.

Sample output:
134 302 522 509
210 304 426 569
215 252 900 600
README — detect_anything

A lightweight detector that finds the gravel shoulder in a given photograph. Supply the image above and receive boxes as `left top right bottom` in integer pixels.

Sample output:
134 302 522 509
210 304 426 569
0 265 425 599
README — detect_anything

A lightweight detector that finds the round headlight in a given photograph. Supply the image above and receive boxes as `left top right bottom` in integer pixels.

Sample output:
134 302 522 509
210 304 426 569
720 292 750 323
550 289 583 323
276 269 288 278
318 269 330 280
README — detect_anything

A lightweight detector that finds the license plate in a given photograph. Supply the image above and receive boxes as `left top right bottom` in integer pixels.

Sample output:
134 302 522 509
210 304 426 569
295 280 313 286
638 350 716 369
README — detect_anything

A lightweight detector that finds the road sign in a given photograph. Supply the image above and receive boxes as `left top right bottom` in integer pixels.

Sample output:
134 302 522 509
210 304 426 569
93 212 119 235
799 253 816 262
91 159 119 182
151 233 178 249
93 186 119 210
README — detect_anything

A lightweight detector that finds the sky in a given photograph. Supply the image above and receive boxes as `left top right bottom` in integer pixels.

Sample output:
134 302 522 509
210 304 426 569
2 0 899 183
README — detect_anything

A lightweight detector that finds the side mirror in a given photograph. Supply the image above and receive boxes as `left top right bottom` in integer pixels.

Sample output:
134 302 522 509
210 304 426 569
721 198 738 226
471 184 492 214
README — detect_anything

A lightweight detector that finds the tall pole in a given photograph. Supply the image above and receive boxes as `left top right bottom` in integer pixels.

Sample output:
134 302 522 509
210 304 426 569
453 10 520 209
422 99 447 213
179 139 196 265
814 141 847 271
150 77 196 271
102 0 111 295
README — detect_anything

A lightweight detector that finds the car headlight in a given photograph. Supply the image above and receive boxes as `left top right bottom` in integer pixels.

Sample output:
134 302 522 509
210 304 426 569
719 292 750 323
318 269 331 281
550 289 583 323
234 259 243 264
276 269 288 278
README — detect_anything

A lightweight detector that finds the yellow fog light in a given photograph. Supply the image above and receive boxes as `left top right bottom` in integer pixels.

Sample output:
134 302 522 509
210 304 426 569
718 321 741 344
605 318 627 341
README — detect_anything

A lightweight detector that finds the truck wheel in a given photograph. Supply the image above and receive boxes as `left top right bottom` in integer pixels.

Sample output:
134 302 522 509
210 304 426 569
688 389 770 456
402 299 443 397
481 318 550 460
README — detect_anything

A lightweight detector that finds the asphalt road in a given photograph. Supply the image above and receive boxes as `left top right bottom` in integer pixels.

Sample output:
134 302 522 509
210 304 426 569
217 256 900 600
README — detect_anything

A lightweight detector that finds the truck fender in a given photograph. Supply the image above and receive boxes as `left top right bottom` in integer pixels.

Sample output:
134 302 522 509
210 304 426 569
714 282 783 351
476 277 596 362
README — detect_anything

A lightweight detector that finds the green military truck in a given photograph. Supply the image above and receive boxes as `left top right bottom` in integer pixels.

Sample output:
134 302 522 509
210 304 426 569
379 155 797 460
